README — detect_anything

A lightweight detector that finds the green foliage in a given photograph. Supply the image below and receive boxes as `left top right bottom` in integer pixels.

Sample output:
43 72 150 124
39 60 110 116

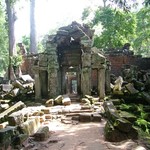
0 2 9 76
10 55 22 67
82 7 91 21
134 7 150 57
21 35 44 53
22 35 30 53
92 7 136 50
135 118 150 134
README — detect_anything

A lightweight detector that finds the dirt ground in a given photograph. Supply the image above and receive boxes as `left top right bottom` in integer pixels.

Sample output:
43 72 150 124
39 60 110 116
22 104 146 150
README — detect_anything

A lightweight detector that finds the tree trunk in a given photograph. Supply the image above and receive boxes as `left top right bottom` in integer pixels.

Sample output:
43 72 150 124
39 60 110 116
5 0 17 80
30 0 37 54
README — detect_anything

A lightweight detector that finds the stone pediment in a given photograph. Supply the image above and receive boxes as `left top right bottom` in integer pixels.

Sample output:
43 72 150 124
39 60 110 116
49 21 95 47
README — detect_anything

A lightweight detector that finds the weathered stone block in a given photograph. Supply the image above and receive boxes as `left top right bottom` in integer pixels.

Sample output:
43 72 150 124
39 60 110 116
125 83 139 94
12 134 28 147
54 95 63 105
34 126 49 141
0 122 8 129
45 99 54 107
19 117 40 135
41 108 50 114
104 121 127 142
8 111 24 126
0 101 26 124
0 126 18 149
45 115 52 119
92 113 102 122
62 96 71 106
79 113 92 122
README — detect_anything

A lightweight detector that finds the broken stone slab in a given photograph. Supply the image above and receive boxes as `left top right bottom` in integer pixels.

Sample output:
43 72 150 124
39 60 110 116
10 88 20 97
41 108 51 114
62 95 71 106
81 98 91 105
45 99 54 107
0 101 26 123
119 111 137 123
104 121 128 142
18 117 40 135
20 74 34 83
103 101 132 133
33 126 49 141
125 83 139 94
54 95 63 105
92 113 102 122
12 80 24 90
79 113 92 122
8 111 24 126
113 76 123 91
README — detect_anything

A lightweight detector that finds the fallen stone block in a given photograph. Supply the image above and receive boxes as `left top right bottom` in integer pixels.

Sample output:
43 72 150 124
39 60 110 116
0 101 26 123
19 117 40 135
41 108 50 114
125 83 139 94
92 113 102 122
0 126 18 149
81 105 91 110
34 126 49 141
104 121 128 142
12 134 28 148
0 122 8 129
62 95 71 106
45 99 54 107
45 114 52 119
79 113 92 122
20 74 34 82
8 111 24 126
54 95 63 105
72 116 80 121
103 101 132 133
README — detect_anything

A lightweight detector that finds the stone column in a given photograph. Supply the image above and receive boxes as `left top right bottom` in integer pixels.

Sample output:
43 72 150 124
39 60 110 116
34 68 41 100
105 61 111 94
81 53 91 96
47 43 59 98
98 65 106 99
81 67 91 96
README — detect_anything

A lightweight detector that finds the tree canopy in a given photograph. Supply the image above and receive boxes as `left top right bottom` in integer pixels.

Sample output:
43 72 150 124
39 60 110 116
82 1 150 57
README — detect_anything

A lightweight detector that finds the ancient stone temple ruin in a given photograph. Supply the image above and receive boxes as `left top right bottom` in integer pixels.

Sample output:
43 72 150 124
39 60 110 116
33 22 110 100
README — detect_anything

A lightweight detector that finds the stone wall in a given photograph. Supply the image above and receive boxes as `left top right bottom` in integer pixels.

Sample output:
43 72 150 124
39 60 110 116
107 54 150 75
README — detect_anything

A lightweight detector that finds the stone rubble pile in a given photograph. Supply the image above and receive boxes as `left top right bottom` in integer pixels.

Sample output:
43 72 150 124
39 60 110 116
111 65 150 104
0 94 104 149
0 74 34 100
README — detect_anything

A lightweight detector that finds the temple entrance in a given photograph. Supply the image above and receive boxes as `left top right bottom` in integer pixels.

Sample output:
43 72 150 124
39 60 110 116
65 71 78 95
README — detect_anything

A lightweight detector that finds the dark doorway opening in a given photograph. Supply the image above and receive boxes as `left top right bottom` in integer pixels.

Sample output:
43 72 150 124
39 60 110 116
65 71 78 95
91 69 98 96
40 71 48 98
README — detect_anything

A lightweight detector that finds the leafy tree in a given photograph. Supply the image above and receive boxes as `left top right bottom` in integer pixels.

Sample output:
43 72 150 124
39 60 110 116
91 7 136 50
134 7 150 57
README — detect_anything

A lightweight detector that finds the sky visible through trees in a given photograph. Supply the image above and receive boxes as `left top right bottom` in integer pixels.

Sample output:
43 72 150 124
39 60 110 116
15 0 101 42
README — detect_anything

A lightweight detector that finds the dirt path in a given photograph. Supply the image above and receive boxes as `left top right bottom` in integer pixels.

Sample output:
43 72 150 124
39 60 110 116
23 118 144 150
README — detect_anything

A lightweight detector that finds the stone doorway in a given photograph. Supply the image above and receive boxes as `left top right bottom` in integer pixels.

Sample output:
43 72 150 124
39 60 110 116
65 71 78 95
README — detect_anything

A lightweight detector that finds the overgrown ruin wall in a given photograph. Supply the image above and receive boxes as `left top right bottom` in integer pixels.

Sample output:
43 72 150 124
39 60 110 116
107 54 150 76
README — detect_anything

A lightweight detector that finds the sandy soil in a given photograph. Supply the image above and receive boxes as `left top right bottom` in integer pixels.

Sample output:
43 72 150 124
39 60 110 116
22 118 146 150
